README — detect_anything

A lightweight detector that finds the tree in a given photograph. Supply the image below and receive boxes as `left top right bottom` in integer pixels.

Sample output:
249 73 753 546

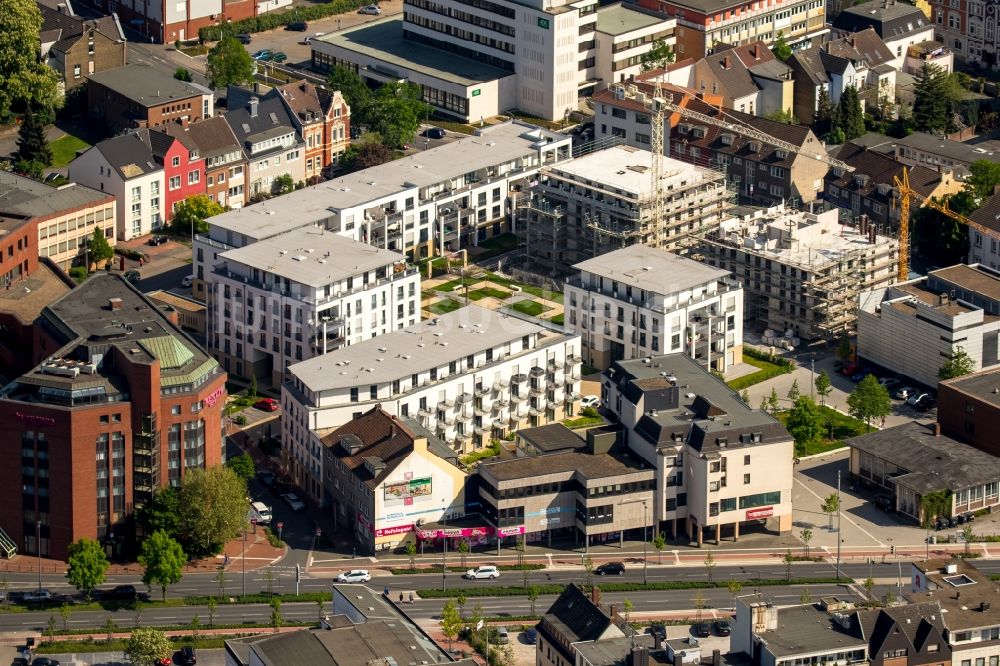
104 616 117 644
783 549 794 581
912 63 953 135
206 36 255 89
787 379 801 402
766 388 781 414
177 466 248 558
89 228 114 266
326 65 372 113
966 159 1000 202
137 487 181 537
457 539 470 568
269 596 283 633
771 31 792 61
341 135 393 173
225 453 255 481
124 627 172 666
939 346 976 380
693 590 706 620
622 598 634 626
65 538 109 601
813 87 835 139
134 598 144 627
821 492 841 529
847 375 891 428
836 86 866 141
139 530 186 601
528 585 540 616
800 587 813 604
652 532 666 564
863 576 875 599
727 579 743 609
786 396 825 449
14 106 52 174
440 599 461 651
913 191 973 265
171 194 224 236
189 614 201 639
704 550 716 583
640 39 676 71
0 0 62 120
815 371 832 407
405 541 417 569
961 524 974 555
272 174 295 195
765 109 797 124
207 596 218 626
363 81 429 149
59 604 71 632
800 528 813 556
215 569 227 599
740 389 751 405
583 554 594 589
174 67 193 82
456 593 467 619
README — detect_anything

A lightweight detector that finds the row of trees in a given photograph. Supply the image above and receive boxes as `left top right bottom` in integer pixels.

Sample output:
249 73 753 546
914 159 1000 266
812 86 865 145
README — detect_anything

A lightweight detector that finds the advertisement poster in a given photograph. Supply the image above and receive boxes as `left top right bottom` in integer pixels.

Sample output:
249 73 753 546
384 476 432 500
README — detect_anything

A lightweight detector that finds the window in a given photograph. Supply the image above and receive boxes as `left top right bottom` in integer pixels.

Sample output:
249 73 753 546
169 176 181 190
171 156 180 167
188 170 200 185
611 108 626 119
73 64 81 79
744 473 751 484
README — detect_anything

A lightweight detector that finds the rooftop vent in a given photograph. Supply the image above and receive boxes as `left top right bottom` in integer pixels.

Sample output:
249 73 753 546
108 298 123 311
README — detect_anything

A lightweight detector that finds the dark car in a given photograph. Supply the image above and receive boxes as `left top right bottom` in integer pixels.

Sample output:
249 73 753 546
123 270 141 285
850 368 873 382
914 394 936 412
101 584 138 600
714 620 731 636
647 622 666 640
179 646 196 665
422 127 446 139
693 622 712 638
270 51 288 63
148 235 168 246
31 659 60 666
287 21 308 31
874 494 895 511
523 628 537 644
595 562 625 576
236 33 252 44
258 470 276 486
840 363 859 376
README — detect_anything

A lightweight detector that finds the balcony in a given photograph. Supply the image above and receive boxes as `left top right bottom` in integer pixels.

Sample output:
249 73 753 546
438 397 455 409
457 392 473 404
530 367 546 378
511 373 528 384
475 385 490 397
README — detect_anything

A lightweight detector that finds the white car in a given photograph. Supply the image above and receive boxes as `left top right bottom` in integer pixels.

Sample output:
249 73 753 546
895 386 917 400
464 565 500 580
24 589 52 602
181 275 194 288
359 4 381 14
580 395 600 409
282 493 305 511
336 569 372 583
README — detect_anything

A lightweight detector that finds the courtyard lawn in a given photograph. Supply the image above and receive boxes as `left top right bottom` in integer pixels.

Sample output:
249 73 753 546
511 299 548 317
429 298 463 315
468 287 511 301
49 134 91 167
775 406 874 457
548 312 565 326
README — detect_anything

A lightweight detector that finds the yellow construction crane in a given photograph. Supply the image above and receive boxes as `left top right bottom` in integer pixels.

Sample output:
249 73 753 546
892 167 991 282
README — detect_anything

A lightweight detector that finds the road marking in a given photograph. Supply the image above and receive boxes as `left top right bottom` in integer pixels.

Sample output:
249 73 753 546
794 475 885 548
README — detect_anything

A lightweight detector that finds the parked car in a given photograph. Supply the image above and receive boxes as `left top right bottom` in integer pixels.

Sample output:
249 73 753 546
840 363 859 376
181 275 194 287
580 395 600 409
44 172 62 183
156 658 172 666
907 392 931 406
123 270 141 285
100 584 138 600
693 622 712 638
251 49 272 60
914 394 936 412
179 646 197 665
236 33 252 44
255 398 279 412
595 562 625 576
336 569 372 583
258 470 276 486
31 659 60 666
850 368 873 382
147 235 168 246
359 4 382 13
877 377 900 390
714 620 731 636
422 127 446 139
287 21 308 31
523 628 537 644
495 627 509 644
464 565 500 580
895 386 917 400
270 51 288 63
24 590 53 603
282 492 305 511
874 494 894 511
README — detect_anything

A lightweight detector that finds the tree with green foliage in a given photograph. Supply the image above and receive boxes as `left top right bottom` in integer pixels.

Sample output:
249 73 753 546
740 389 751 405
821 492 841 529
137 487 181 538
836 86 866 141
59 603 71 632
966 159 1000 202
124 627 172 666
88 227 114 266
14 106 52 176
913 190 973 265
771 31 792 61
652 532 666 564
765 109 797 124
863 576 875 599
457 538 470 568
704 549 716 583
786 396 825 449
583 554 594 589
783 548 794 581
326 65 372 113
269 597 282 632
912 63 955 135
800 528 813 556
815 371 832 407
272 173 295 195
727 579 743 609
225 453 255 481
177 465 248 557
787 379 801 402
405 541 417 569
171 194 224 236
939 346 976 380
341 133 393 174
174 67 193 82
441 599 461 651
207 596 218 626
206 36 255 89
800 587 813 604
65 538 109 601
640 39 676 71
365 81 430 149
847 374 890 428
0 0 62 120
813 87 835 139
139 530 186 601
766 387 781 414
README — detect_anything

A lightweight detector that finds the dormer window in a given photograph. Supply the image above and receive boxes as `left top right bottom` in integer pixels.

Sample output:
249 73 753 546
776 150 787 159
833 167 845 178
720 133 735 145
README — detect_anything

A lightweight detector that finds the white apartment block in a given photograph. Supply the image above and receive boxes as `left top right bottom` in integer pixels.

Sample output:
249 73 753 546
565 244 744 372
594 5 677 87
282 305 583 498
699 205 899 340
858 264 1000 388
524 145 730 275
208 226 420 387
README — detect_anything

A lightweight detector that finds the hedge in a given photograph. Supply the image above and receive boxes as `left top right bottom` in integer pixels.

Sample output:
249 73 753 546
727 351 795 391
416 577 842 598
199 0 373 41
183 592 329 605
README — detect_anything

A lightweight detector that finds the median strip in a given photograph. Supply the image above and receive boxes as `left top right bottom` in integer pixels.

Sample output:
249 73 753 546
415 577 843 598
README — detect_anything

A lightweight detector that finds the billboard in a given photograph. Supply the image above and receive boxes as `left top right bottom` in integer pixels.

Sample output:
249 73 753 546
384 476 432 500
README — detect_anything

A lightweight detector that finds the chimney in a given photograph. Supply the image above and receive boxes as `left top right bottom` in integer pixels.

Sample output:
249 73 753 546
610 603 618 619
713 650 722 666
654 633 663 650
629 647 650 666
933 422 941 437
723 55 731 69
591 586 602 607
108 297 123 311
249 96 259 118
674 653 683 666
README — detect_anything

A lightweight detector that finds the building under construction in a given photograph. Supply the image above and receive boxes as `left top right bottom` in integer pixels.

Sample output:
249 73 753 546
522 145 730 276
696 205 899 341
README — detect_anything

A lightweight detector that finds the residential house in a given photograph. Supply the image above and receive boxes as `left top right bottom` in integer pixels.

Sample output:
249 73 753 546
274 81 351 182
927 0 999 69
968 192 1000 268
68 130 166 240
857 602 951 666
163 116 247 210
593 4 677 87
786 46 831 125
904 40 955 74
692 49 761 116
697 42 795 117
833 0 936 68
537 584 628 666
860 131 1000 181
824 28 898 109
38 3 126 91
223 91 305 200
73 0 273 45
86 64 214 134
149 128 206 224
319 406 465 553
939 364 1000 458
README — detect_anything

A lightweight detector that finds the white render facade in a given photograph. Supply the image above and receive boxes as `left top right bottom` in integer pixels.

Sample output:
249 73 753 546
565 244 744 372
68 149 165 242
207 226 420 388
282 305 584 497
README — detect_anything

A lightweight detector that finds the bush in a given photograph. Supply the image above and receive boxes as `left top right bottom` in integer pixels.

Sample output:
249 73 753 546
262 526 284 549
198 0 375 41
68 266 87 281
114 247 145 261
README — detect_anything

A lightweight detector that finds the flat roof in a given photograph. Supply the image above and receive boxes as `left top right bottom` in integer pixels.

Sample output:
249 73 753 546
912 559 1000 630
517 423 587 453
596 3 666 36
573 244 729 294
549 145 722 198
86 63 211 106
846 421 1000 494
314 17 514 87
219 226 405 286
896 131 1000 163
479 448 652 482
941 366 1000 409
145 290 206 314
0 171 112 221
0 261 72 325
205 206 324 242
756 603 866 658
289 305 563 391
930 264 1000 302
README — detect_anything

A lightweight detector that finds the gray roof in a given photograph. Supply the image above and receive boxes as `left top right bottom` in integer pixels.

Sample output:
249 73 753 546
573 244 729 296
845 421 1000 494
517 423 587 454
848 133 897 154
788 46 830 85
218 226 405 287
968 192 1000 235
755 603 866 658
541 584 617 645
86 64 211 106
895 131 1000 164
91 130 163 179
38 3 123 52
0 171 112 221
825 28 895 67
596 3 667 36
702 50 760 99
479 448 653 482
223 92 300 152
164 116 243 159
834 0 929 39
748 58 793 81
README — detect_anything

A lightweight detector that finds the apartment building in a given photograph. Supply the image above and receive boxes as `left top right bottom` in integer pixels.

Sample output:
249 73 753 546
634 0 827 61
163 116 247 209
75 0 268 44
69 131 166 240
595 4 678 86
537 584 634 666
0 274 227 559
968 193 1000 269
927 0 1000 69
273 81 351 181
477 428 655 549
320 406 465 553
0 262 73 379
833 0 936 67
523 145 729 275
938 365 1000 458
603 353 794 544
857 264 1000 387
282 305 583 473
0 171 116 272
194 121 571 269
149 128 205 224
207 226 419 387
86 64 214 134
734 598 869 666
699 205 899 340
854 132 1000 181
692 43 794 117
38 4 126 91
222 93 305 200
565 244 743 371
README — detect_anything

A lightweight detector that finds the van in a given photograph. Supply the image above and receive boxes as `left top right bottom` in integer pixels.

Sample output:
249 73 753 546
250 501 272 525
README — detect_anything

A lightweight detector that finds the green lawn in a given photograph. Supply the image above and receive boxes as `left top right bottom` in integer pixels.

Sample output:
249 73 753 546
49 134 91 167
429 298 463 315
563 415 603 429
468 287 511 301
727 352 794 390
775 406 873 456
511 300 548 317
473 233 519 260
548 312 565 326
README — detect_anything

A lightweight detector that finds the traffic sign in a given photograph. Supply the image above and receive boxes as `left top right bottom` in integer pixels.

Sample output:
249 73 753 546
277 521 284 531
316 527 322 537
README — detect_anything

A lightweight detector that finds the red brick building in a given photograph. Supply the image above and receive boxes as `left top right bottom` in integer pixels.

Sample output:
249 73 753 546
274 81 352 181
163 117 247 209
87 64 214 134
149 129 207 223
0 274 227 560
75 0 259 44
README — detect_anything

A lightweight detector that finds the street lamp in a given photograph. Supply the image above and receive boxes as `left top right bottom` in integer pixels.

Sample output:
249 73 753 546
36 521 41 593
619 498 649 584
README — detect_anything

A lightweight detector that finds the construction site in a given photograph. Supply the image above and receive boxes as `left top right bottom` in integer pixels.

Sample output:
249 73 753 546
694 205 900 341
